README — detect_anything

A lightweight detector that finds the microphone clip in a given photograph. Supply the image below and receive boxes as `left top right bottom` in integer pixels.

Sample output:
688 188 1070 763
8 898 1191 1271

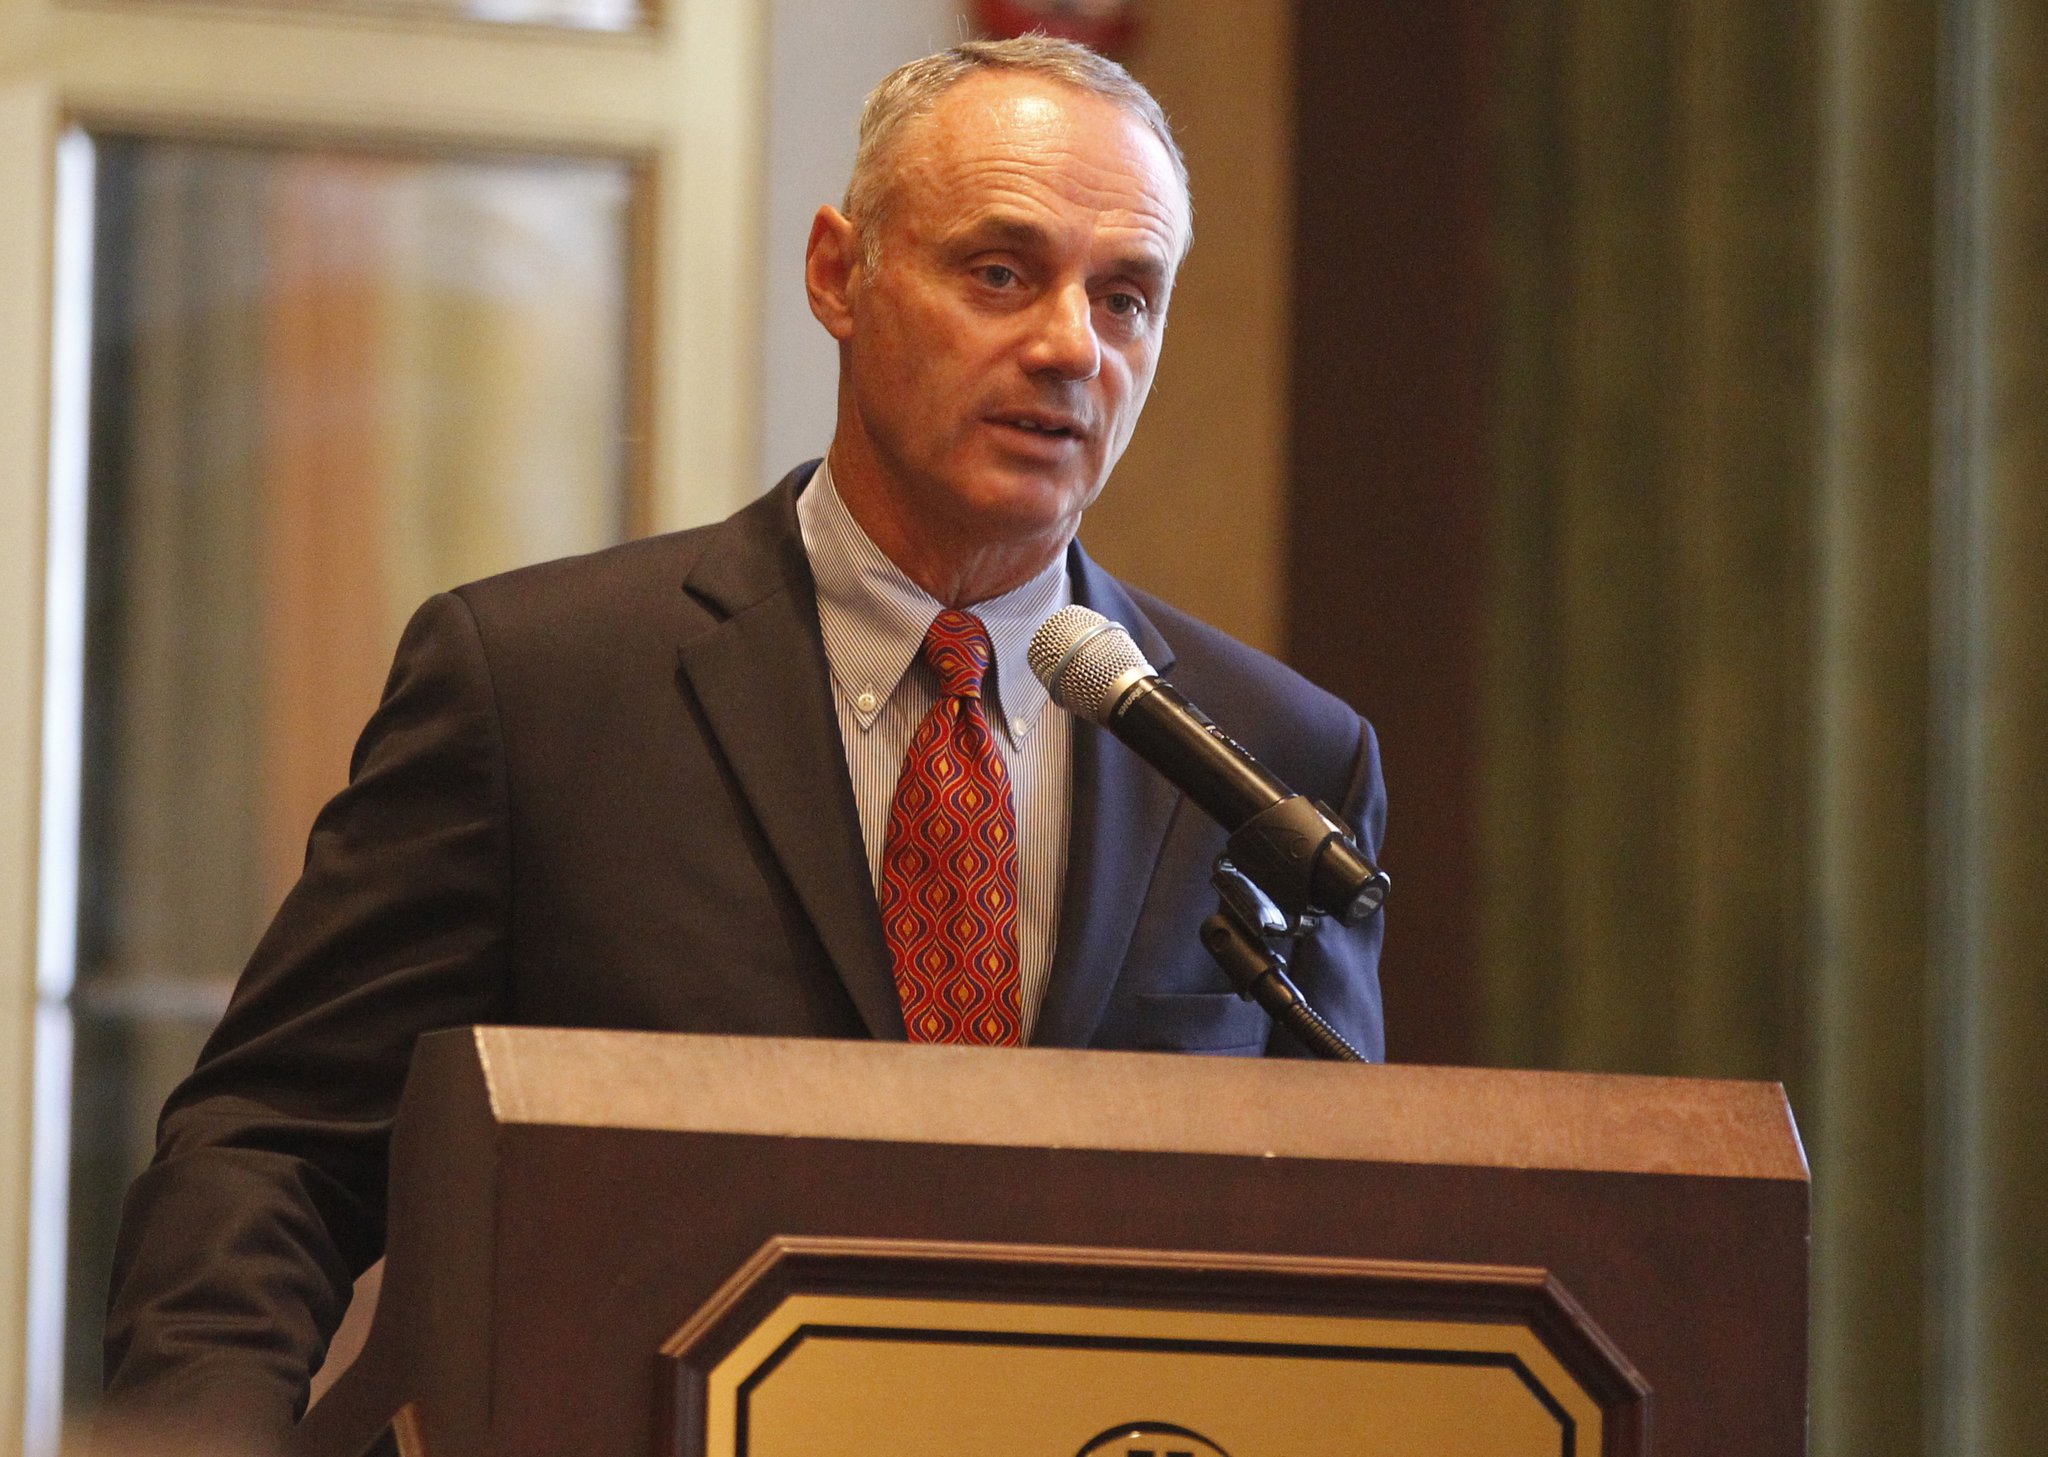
1201 861 1368 1063
1225 795 1391 928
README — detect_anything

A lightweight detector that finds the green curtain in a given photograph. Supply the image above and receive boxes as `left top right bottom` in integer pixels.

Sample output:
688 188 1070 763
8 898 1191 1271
1483 1 2046 1453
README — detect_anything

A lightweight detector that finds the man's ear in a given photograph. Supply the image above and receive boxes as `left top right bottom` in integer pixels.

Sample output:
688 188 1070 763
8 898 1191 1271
805 205 861 341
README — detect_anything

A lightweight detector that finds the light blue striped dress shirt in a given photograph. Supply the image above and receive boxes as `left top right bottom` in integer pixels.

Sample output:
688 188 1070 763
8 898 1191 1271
796 460 1073 1037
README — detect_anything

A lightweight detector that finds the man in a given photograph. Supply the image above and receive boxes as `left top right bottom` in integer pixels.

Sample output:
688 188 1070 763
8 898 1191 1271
101 35 1386 1449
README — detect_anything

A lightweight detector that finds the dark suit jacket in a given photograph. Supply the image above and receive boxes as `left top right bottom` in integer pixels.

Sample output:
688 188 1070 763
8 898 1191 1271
101 464 1385 1443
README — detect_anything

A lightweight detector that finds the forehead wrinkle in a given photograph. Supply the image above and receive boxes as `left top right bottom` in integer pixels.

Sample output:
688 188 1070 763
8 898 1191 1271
916 136 1157 195
930 138 1179 214
886 78 1189 248
916 166 1183 268
946 206 1175 263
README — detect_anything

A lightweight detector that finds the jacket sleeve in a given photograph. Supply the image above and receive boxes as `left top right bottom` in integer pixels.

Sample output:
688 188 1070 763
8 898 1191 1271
1263 713 1388 1061
101 591 512 1449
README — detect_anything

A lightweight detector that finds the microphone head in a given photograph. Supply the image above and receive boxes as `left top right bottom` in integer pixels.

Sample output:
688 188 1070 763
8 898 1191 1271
1028 605 1156 724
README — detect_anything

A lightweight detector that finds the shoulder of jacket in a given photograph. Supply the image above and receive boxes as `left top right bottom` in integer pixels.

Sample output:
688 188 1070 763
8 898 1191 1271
1126 586 1355 723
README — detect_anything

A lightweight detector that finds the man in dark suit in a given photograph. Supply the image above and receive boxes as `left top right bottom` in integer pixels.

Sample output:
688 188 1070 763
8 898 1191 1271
100 34 1385 1451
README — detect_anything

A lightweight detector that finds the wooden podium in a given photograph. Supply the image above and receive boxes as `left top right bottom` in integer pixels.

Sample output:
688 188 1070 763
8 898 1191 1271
294 1028 1808 1457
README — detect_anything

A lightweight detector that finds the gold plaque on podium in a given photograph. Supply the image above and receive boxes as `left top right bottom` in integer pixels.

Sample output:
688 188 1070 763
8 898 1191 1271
663 1239 1648 1457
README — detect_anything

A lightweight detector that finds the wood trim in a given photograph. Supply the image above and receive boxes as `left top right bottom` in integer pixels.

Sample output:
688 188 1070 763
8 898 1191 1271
472 1027 1811 1182
622 149 659 538
59 105 667 161
62 0 663 41
0 79 61 1457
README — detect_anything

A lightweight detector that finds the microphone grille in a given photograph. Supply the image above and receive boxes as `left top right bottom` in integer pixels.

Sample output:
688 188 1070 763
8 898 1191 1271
1028 605 1155 724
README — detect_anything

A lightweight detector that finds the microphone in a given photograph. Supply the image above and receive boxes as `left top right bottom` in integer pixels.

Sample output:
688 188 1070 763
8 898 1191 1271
1028 605 1388 925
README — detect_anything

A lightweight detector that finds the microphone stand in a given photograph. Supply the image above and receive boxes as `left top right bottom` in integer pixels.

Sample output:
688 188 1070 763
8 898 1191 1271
1204 860 1368 1065
1198 797 1388 1062
1201 863 1367 1063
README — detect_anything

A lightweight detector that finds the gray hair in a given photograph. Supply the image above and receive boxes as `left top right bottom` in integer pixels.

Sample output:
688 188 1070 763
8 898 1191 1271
842 35 1192 268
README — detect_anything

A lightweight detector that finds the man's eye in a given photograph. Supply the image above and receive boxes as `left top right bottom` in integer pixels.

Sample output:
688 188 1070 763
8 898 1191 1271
975 264 1019 288
1101 291 1147 318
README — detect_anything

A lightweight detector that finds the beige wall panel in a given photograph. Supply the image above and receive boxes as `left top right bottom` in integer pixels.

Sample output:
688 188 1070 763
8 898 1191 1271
34 12 684 147
1081 4 1294 654
653 0 769 527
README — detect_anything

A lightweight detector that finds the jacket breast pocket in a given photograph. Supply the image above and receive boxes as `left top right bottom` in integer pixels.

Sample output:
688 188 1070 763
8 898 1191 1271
1117 989 1270 1055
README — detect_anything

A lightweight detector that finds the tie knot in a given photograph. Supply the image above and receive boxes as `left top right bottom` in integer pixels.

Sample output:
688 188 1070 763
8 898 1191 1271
923 610 994 699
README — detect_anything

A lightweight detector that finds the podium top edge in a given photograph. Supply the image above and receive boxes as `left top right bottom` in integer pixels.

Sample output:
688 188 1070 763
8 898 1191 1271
438 1027 1808 1183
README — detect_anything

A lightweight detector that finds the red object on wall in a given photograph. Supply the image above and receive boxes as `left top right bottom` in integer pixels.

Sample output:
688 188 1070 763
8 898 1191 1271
970 0 1145 60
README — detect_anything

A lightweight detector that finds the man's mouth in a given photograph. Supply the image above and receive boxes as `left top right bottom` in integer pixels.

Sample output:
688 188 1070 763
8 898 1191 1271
991 413 1083 440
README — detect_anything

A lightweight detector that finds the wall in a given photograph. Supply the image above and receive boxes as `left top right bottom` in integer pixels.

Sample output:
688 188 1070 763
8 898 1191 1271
1082 1 1298 656
756 0 959 483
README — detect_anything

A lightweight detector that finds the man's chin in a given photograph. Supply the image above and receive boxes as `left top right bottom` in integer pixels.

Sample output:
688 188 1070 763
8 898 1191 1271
961 451 1104 511
951 474 1098 546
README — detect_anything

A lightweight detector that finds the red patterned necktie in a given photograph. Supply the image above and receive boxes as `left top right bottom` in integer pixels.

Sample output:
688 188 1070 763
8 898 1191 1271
880 610 1022 1045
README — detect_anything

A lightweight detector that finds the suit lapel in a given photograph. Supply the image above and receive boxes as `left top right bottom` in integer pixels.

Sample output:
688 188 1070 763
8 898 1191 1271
673 467 904 1040
1030 547 1184 1047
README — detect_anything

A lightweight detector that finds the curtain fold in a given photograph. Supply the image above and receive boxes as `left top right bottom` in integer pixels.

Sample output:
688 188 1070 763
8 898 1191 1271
1487 2 2046 1452
1930 3 2048 1450
1485 0 1816 1083
1810 3 1936 1451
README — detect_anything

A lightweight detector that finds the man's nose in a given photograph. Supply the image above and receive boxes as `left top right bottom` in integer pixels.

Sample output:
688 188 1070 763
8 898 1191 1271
1023 284 1102 381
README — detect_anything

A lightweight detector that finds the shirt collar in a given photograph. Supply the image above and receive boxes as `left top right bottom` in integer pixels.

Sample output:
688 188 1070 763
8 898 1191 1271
797 457 1070 749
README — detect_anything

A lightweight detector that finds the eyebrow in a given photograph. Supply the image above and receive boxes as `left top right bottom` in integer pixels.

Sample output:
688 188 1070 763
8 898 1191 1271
954 214 1173 287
